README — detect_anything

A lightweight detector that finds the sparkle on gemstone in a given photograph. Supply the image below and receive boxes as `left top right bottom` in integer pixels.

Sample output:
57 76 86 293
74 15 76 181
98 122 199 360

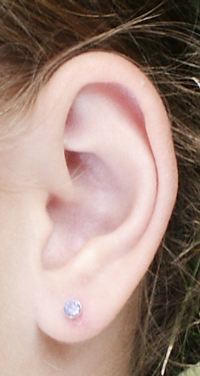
64 300 82 319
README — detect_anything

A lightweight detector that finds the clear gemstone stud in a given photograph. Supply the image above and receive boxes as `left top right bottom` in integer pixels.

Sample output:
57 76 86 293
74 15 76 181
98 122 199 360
64 300 82 319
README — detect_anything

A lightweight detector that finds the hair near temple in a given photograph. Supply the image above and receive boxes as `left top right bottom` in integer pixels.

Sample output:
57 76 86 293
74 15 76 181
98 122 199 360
0 1 200 375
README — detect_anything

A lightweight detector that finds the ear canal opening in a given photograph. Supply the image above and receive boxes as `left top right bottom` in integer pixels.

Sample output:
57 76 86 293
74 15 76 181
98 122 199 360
64 150 85 181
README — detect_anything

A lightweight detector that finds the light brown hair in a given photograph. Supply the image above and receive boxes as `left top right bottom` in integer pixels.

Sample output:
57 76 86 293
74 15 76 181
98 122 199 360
0 1 200 375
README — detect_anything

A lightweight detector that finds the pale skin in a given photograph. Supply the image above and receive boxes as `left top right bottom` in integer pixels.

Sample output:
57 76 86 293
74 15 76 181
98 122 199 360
0 52 178 375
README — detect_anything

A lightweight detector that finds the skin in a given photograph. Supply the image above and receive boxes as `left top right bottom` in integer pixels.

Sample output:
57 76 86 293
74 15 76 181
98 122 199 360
0 52 178 375
0 127 136 376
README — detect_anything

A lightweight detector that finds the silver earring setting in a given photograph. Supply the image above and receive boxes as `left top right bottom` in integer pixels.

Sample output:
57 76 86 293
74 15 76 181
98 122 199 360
64 300 82 319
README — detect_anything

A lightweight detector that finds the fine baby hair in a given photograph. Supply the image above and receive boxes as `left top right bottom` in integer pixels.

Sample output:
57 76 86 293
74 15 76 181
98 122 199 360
0 1 200 376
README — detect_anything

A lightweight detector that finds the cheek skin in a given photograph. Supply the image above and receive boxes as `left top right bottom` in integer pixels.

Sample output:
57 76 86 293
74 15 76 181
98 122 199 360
0 190 51 366
0 112 65 326
0 106 67 364
0 116 62 372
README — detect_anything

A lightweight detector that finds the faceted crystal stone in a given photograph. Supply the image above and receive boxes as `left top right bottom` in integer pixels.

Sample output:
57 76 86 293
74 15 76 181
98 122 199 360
64 300 82 319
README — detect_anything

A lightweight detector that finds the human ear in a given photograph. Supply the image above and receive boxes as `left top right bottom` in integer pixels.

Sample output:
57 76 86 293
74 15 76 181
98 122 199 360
31 52 178 343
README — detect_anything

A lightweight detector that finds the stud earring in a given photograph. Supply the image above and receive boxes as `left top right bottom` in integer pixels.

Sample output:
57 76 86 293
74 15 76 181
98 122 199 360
64 300 82 319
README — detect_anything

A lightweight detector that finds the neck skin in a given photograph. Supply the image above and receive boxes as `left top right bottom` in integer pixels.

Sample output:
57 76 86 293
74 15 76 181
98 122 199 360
1 296 137 376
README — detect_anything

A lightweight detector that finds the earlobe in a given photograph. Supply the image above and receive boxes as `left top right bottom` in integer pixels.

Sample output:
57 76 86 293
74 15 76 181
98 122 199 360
32 52 178 344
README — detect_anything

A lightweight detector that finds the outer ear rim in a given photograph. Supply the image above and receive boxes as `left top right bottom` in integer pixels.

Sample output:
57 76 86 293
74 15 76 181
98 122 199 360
47 50 178 239
39 50 178 194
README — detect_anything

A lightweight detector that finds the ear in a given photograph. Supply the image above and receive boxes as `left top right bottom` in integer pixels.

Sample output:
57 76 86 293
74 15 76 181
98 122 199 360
32 52 178 343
